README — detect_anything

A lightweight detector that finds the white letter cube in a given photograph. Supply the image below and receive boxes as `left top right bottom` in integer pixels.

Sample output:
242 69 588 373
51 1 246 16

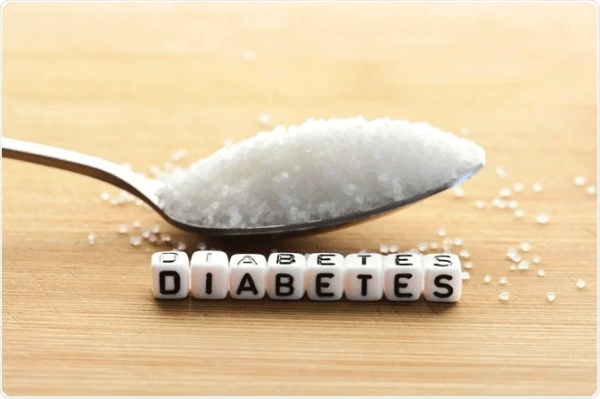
266 253 306 300
344 253 383 301
190 251 229 299
423 253 462 302
383 253 423 301
305 253 344 301
151 251 190 299
229 254 267 300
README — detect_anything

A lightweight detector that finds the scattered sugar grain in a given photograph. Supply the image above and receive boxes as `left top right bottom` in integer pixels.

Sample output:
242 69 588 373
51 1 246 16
499 291 509 301
499 277 507 285
474 200 485 209
176 242 186 251
535 213 549 225
520 241 531 252
496 166 507 179
157 117 486 229
506 247 518 260
454 237 463 246
258 112 273 127
437 228 446 237
518 260 530 270
492 198 507 209
142 230 150 239
547 292 556 302
508 200 518 210
130 236 142 246
379 244 390 254
532 255 541 264
87 232 96 245
147 233 157 243
576 279 586 289
484 274 492 283
118 224 128 234
514 209 525 218
586 185 596 195
429 242 439 250
389 244 399 253
499 188 511 198
452 186 465 198
132 220 141 228
513 182 524 193
150 224 160 234
574 176 586 186
161 234 172 243
532 182 543 192
537 269 545 277
196 242 207 250
461 271 470 280
510 264 517 271
243 49 257 63
100 192 110 201
135 199 144 207
459 249 470 259
464 261 473 269
417 243 428 252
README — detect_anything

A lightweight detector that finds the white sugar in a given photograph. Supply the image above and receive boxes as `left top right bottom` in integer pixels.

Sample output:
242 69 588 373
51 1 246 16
537 269 545 277
546 292 556 302
484 274 492 283
499 291 509 301
452 186 465 198
461 271 470 280
586 185 596 195
574 176 586 186
496 166 507 179
437 228 446 237
514 208 525 219
532 182 543 193
499 188 511 198
520 241 531 252
157 117 485 229
474 200 485 209
535 213 549 225
513 182 524 193
576 279 586 289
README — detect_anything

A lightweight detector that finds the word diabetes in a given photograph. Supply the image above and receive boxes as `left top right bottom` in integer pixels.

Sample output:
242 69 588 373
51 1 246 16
151 251 462 302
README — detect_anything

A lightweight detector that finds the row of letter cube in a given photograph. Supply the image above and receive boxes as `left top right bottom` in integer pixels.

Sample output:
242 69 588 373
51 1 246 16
151 251 462 302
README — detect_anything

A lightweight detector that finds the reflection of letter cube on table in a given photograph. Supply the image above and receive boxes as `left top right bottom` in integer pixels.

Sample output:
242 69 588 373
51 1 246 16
151 251 190 299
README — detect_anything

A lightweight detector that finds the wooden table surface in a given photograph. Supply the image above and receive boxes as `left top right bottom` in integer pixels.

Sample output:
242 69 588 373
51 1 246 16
2 2 597 396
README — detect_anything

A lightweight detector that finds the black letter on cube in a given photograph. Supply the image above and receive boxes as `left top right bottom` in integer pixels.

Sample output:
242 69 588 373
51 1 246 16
275 273 294 296
316 273 335 297
433 274 454 298
357 274 373 296
236 273 259 295
394 273 413 298
159 271 181 295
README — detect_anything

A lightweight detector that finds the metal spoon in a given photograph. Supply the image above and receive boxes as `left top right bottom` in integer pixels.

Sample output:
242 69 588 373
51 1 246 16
2 137 484 236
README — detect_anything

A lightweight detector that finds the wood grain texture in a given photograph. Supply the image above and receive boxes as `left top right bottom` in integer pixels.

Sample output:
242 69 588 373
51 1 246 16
2 2 597 396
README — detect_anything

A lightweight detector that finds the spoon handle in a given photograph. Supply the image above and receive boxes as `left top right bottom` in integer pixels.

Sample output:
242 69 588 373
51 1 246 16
2 137 160 202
